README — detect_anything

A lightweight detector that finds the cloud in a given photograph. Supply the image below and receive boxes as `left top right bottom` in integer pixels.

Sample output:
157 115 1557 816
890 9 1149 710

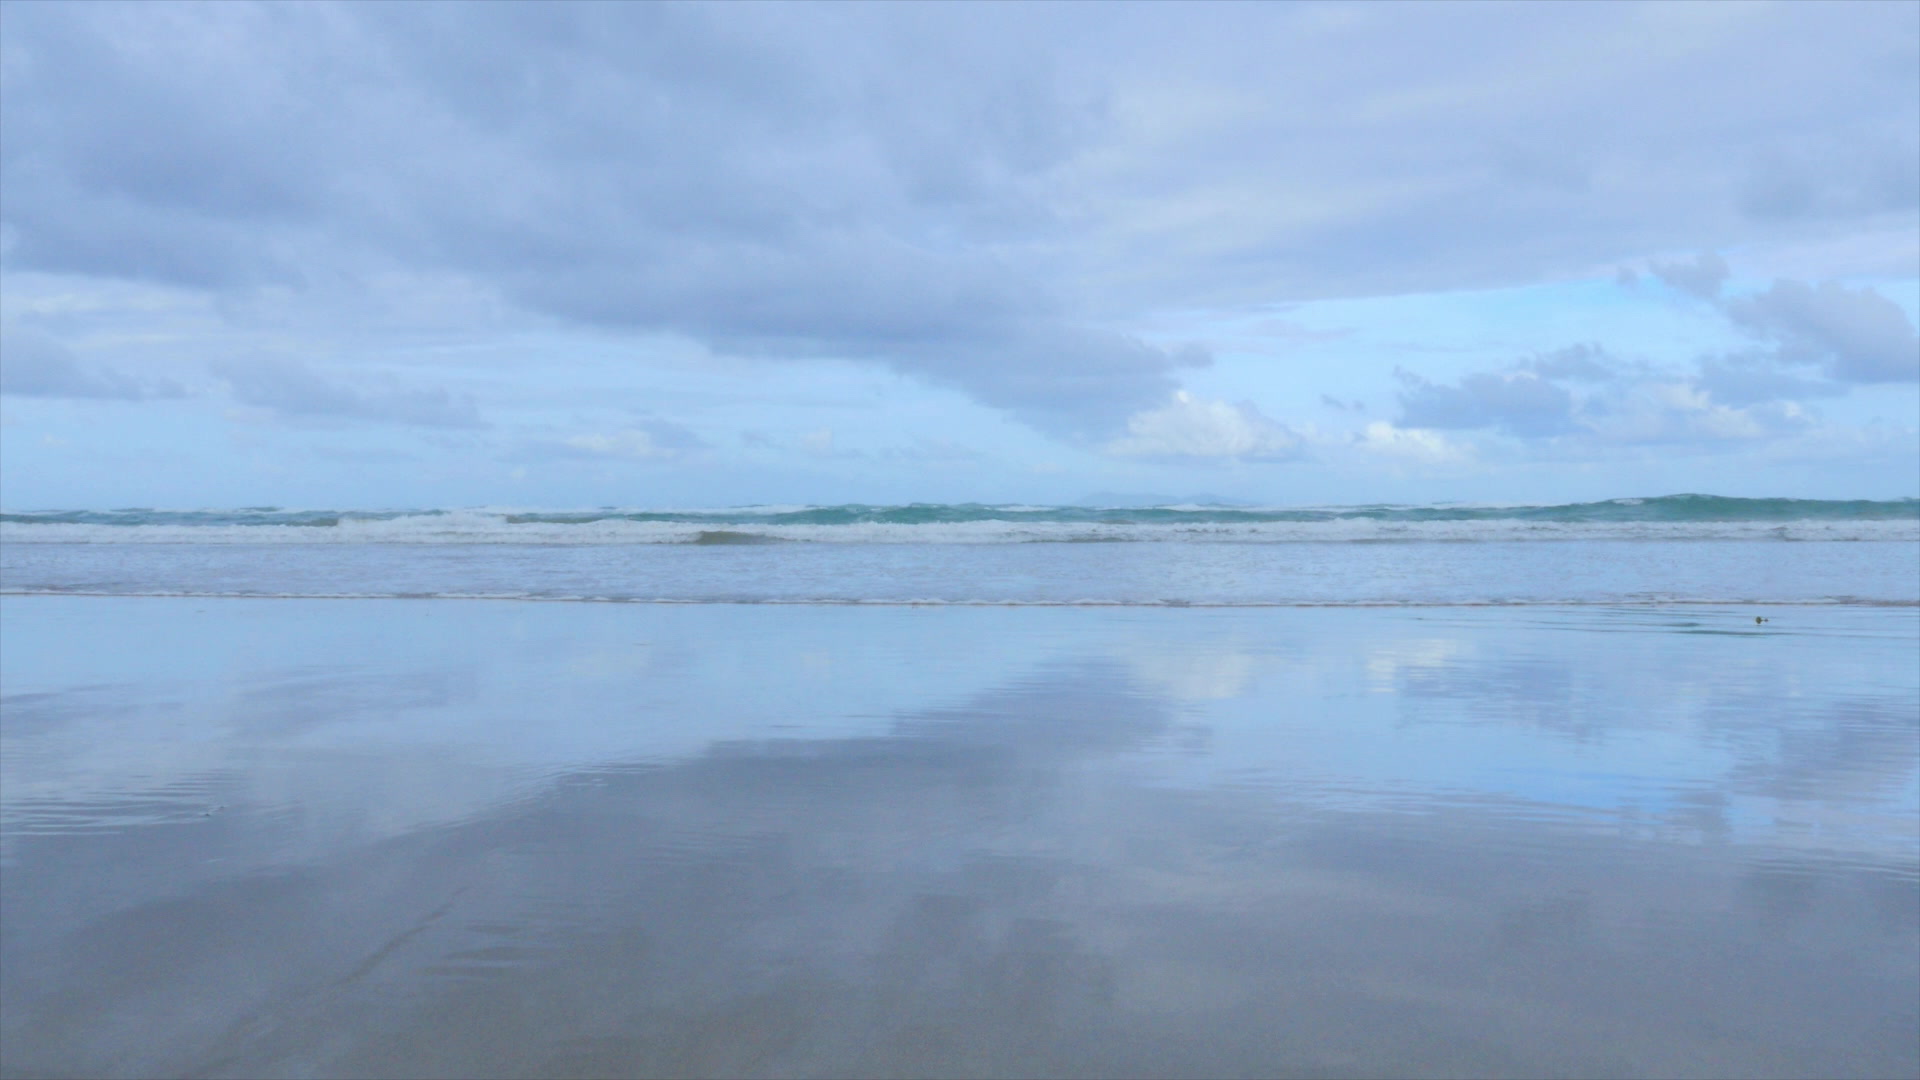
563 430 689 459
1395 368 1576 437
1389 342 1826 452
1691 354 1851 406
212 358 483 428
1524 344 1621 383
1650 252 1730 299
1106 391 1301 461
1721 279 1919 383
740 425 855 458
0 328 182 399
1394 256 1916 458
1643 252 1919 385
798 427 836 456
1581 381 1812 445
1351 422 1466 464
2 3 1913 437
516 418 706 462
0 2 1200 437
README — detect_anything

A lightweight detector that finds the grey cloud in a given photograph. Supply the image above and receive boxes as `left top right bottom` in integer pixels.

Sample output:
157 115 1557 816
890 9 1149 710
0 329 183 400
1692 354 1851 407
632 417 708 453
1396 369 1575 437
1647 252 1918 385
1584 392 1813 447
1650 253 1730 300
1722 279 1919 384
0 2 1186 437
1739 141 1920 224
213 359 483 428
2 2 1916 433
1393 343 1819 449
1524 344 1619 383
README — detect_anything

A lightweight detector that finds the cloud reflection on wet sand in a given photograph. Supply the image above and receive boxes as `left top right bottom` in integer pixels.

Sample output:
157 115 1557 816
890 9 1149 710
1 599 1914 1079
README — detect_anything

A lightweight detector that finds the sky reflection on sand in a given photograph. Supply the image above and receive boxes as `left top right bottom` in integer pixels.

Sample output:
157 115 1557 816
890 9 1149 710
2 598 1915 1079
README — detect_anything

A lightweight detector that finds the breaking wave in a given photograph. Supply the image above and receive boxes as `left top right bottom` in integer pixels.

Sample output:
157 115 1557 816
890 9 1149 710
2 495 1915 545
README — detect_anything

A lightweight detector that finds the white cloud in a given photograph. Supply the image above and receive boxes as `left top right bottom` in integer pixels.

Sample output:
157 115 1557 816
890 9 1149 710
1106 391 1301 461
1352 421 1468 464
562 424 707 459
514 417 707 463
1583 381 1812 445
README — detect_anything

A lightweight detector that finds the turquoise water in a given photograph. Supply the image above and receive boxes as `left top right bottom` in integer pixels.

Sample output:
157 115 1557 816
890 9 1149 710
2 495 1917 606
5 494 1918 529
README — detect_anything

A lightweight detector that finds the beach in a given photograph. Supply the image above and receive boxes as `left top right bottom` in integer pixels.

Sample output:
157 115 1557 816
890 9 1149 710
7 3 1918 1075
3 594 1915 1079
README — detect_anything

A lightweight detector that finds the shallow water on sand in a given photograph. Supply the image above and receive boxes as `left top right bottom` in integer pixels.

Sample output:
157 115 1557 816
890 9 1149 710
2 597 1916 1079
5 536 1918 606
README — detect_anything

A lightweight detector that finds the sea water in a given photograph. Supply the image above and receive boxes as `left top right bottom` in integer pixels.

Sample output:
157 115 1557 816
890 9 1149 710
1 497 1916 1079
3 495 1917 606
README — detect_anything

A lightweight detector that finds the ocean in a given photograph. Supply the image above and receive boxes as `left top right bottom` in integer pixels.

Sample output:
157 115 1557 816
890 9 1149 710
4 494 1918 606
2 495 1916 1078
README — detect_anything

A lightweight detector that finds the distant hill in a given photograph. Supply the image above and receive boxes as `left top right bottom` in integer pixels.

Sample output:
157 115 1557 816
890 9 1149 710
1071 491 1257 507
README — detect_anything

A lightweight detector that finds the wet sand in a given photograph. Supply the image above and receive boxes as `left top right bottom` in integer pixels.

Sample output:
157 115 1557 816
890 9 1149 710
2 597 1916 1078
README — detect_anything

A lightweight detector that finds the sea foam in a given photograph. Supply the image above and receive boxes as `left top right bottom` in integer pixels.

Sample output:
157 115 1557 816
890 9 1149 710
2 496 1915 545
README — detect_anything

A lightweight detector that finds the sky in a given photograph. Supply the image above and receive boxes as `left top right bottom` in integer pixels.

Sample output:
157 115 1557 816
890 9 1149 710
1 0 1916 509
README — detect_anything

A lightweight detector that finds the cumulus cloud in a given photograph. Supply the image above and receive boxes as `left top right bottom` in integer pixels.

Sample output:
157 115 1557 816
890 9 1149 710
2 2 1913 437
1395 369 1575 437
1582 381 1812 445
212 359 482 428
1645 252 1918 385
1523 344 1620 383
0 328 182 399
1722 279 1919 384
1351 421 1466 464
1389 341 1826 452
1650 252 1730 300
1691 355 1851 406
1106 391 1301 461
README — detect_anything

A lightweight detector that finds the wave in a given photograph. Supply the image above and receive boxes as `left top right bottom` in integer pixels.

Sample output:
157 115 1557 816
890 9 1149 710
2 495 1915 545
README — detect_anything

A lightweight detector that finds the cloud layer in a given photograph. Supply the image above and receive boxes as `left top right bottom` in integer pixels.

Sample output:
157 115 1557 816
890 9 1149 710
213 359 483 428
4 1 1914 441
0 329 181 400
